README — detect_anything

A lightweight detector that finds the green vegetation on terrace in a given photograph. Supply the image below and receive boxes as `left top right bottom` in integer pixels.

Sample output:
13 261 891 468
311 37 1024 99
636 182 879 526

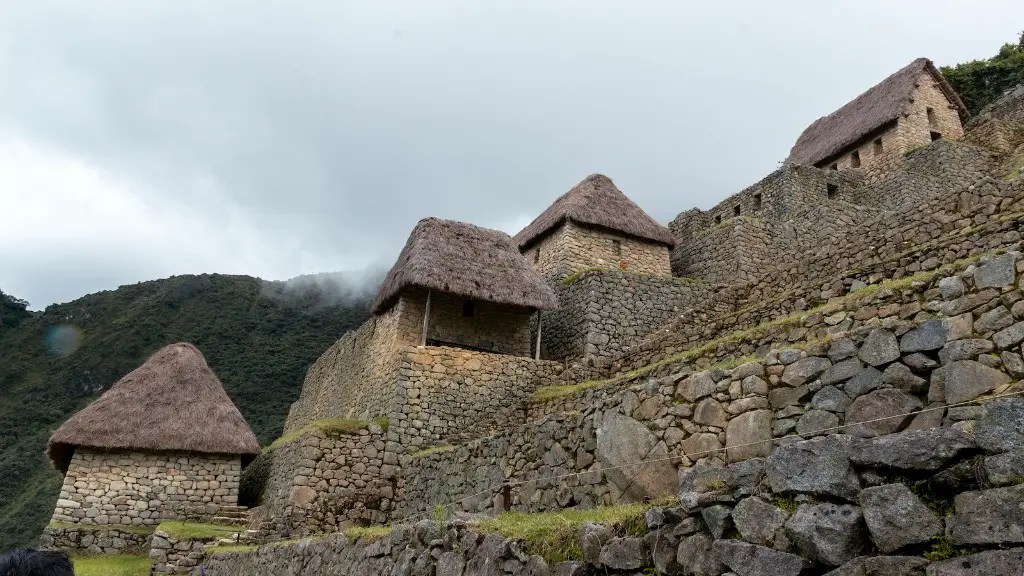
476 503 651 564
941 31 1024 115
346 525 394 543
410 444 456 458
157 521 246 540
47 522 156 536
0 273 372 552
532 249 1005 404
72 554 152 576
560 267 710 287
264 417 390 453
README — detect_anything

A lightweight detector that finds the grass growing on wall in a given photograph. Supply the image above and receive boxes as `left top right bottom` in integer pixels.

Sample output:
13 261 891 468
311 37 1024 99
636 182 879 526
72 554 151 576
156 521 245 540
46 522 157 536
476 504 650 564
264 417 390 453
410 444 456 458
346 525 394 542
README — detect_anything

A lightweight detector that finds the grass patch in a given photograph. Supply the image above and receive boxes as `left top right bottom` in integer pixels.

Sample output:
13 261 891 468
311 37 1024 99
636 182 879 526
264 417 390 453
208 544 259 554
345 525 393 542
72 554 151 576
47 522 156 536
559 267 610 286
156 521 245 540
410 444 456 458
476 504 650 564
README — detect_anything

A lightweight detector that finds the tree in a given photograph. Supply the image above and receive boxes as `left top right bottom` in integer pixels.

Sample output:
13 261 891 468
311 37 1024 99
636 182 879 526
941 31 1024 115
0 289 30 330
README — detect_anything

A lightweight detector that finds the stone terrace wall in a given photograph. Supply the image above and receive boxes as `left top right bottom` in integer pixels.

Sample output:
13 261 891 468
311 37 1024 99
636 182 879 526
402 252 1024 520
387 346 564 450
965 84 1024 155
539 270 723 365
284 308 403 433
40 525 152 556
50 449 241 527
254 424 399 537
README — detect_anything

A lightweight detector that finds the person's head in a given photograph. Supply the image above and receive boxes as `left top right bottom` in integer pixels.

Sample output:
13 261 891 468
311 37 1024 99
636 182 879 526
0 549 74 576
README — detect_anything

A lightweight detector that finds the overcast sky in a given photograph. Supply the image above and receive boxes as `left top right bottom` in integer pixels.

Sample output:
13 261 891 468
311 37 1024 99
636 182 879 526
0 1 1019 309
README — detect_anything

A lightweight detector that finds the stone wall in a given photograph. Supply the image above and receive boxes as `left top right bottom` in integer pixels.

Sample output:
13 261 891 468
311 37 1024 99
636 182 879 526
40 525 152 556
524 220 672 280
254 424 399 537
150 530 225 574
50 449 241 527
200 396 1024 575
401 251 1024 520
388 345 565 450
397 288 534 356
283 307 403 433
538 270 723 365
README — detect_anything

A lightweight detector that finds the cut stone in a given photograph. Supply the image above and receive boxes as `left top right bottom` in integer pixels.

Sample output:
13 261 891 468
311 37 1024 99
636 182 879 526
732 497 790 546
846 389 922 438
974 397 1024 453
931 360 1010 405
797 410 840 437
973 252 1016 289
725 409 773 463
782 357 832 386
858 483 942 553
945 484 1024 545
849 427 977 471
858 329 900 366
785 502 867 567
899 320 947 352
766 435 861 501
812 385 852 413
821 359 864 386
843 367 883 399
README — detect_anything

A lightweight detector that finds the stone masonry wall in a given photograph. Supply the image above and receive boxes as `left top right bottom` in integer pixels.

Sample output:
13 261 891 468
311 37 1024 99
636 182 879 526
40 525 152 556
50 449 240 527
255 424 399 537
283 307 403 433
397 288 534 356
387 345 565 451
538 270 723 366
524 220 672 280
401 251 1024 521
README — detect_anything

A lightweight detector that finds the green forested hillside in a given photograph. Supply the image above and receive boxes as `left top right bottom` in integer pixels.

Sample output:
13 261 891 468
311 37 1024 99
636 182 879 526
0 273 373 552
942 31 1024 115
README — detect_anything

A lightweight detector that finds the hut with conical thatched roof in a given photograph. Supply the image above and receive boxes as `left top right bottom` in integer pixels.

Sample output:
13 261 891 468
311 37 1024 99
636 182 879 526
372 217 558 357
47 343 261 528
514 174 675 280
787 57 968 183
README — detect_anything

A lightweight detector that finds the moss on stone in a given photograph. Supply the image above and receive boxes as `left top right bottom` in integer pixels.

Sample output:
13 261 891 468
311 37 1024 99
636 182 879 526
345 525 393 543
156 521 245 540
410 444 456 458
264 417 389 453
559 267 610 286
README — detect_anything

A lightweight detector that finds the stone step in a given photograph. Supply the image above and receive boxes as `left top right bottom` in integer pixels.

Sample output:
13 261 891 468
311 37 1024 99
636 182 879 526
218 505 249 513
210 516 249 526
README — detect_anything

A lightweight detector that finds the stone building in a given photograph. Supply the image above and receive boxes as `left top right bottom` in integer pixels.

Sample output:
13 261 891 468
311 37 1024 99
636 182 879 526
373 217 559 356
787 57 968 183
514 173 676 280
46 343 260 529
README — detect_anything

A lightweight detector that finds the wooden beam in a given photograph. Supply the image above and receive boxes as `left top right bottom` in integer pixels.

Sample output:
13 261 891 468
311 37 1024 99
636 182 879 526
421 290 432 347
535 310 543 360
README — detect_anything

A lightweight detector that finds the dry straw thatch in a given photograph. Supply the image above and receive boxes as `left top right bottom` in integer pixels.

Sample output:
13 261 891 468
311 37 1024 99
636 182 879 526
513 174 676 250
788 57 968 167
47 343 261 473
372 217 558 315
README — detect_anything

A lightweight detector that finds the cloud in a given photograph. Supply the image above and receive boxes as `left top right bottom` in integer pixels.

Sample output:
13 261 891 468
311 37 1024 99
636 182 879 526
0 0 1019 307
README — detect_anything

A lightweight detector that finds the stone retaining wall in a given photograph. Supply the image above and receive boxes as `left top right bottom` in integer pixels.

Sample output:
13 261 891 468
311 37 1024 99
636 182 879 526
400 252 1024 519
198 396 1024 575
50 449 241 527
524 220 672 281
150 531 222 574
254 424 399 537
39 525 152 555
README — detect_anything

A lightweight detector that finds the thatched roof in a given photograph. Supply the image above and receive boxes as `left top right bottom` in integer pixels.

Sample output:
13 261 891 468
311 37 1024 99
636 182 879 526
372 217 559 314
787 58 968 167
513 174 675 250
47 343 261 474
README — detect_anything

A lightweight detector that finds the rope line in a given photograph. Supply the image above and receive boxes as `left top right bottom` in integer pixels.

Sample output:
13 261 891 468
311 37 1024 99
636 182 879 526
392 388 1024 525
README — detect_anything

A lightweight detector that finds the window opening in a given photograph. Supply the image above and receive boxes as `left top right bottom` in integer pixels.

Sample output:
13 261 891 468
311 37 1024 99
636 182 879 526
827 183 838 198
733 205 741 217
714 215 722 226
927 107 937 128
753 193 762 210
930 131 942 142
612 239 622 257
873 138 883 155
462 300 474 317
830 163 838 171
850 150 861 168
533 249 540 263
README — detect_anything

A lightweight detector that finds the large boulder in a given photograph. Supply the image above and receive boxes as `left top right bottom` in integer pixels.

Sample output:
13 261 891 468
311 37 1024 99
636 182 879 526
597 537 648 570
858 484 942 553
930 360 1010 404
849 427 976 471
858 329 900 366
945 484 1024 546
712 540 807 576
766 435 861 501
973 252 1016 289
596 412 677 500
785 503 868 567
926 548 1024 575
782 357 832 386
973 398 1024 453
726 409 773 462
900 320 947 352
732 497 790 546
676 533 725 576
845 389 922 437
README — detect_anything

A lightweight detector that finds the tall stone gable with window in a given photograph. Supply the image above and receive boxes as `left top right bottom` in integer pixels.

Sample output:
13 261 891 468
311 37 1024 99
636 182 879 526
514 174 676 280
787 57 969 183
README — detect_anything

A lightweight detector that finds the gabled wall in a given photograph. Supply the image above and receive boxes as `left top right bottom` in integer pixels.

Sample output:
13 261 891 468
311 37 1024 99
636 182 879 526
523 221 671 280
